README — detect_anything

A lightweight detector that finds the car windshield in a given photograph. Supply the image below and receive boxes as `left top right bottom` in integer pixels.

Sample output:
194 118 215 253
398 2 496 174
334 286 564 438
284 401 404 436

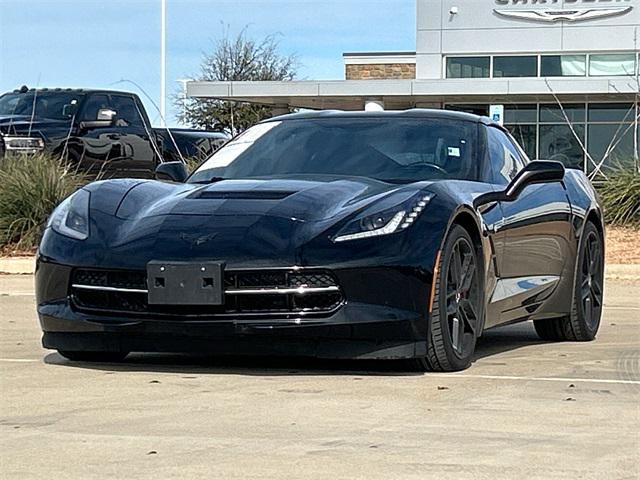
190 117 478 184
0 92 85 120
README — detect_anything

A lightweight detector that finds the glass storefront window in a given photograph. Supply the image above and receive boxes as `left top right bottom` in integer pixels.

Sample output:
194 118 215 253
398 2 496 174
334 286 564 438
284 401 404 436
588 103 635 123
506 124 537 160
588 54 636 76
441 103 637 175
540 104 586 124
493 56 538 77
446 57 490 78
504 105 537 124
587 124 637 174
540 55 586 77
539 124 585 170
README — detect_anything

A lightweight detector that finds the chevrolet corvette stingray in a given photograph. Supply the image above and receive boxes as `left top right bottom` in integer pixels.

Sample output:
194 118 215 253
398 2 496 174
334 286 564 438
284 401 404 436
36 110 605 371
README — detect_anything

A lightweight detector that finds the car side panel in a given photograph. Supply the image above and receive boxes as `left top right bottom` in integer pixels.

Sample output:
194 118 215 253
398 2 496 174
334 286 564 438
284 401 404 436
485 182 573 326
526 168 604 322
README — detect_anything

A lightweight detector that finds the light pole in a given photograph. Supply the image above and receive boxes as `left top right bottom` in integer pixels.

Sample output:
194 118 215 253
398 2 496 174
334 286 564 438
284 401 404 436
160 0 166 127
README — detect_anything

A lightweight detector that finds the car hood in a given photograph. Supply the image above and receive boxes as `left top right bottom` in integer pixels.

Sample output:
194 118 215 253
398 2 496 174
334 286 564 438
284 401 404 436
83 176 429 266
0 114 71 136
117 177 411 220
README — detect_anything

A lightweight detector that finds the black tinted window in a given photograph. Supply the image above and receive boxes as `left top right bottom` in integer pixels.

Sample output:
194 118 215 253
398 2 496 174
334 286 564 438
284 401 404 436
486 127 525 185
191 118 479 184
80 94 110 121
0 92 84 120
493 56 538 78
110 95 144 127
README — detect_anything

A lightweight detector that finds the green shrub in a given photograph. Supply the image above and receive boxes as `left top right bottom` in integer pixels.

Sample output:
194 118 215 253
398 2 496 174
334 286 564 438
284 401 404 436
596 166 640 227
185 156 202 174
0 153 88 251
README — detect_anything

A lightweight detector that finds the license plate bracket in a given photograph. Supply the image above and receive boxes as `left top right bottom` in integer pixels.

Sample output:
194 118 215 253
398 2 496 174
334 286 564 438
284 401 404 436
147 261 224 305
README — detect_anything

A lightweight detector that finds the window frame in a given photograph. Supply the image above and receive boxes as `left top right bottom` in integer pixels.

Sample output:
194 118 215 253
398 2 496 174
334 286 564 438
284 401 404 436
443 51 639 80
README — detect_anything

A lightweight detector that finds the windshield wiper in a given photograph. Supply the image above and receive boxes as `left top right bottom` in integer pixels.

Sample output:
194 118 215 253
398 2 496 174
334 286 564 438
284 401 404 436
191 176 227 184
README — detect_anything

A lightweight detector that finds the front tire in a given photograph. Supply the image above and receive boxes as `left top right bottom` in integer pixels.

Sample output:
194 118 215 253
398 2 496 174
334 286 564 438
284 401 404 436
534 221 604 342
412 225 482 372
57 350 129 362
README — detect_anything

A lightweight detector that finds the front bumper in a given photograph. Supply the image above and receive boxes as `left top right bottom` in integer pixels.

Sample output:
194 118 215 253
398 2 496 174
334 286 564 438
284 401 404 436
36 259 432 360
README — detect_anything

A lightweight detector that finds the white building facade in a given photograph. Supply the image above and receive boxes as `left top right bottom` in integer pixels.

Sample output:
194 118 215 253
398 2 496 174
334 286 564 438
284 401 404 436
187 0 639 176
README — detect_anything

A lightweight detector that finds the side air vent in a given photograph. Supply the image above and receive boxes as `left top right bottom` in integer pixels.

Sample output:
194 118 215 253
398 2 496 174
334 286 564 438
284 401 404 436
195 190 296 200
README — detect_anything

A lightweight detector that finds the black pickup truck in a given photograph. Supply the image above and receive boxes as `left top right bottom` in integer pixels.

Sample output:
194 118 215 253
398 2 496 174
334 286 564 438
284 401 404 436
0 87 228 178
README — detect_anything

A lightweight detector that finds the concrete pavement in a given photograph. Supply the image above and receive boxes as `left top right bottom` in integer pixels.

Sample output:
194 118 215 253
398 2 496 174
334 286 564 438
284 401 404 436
0 276 638 479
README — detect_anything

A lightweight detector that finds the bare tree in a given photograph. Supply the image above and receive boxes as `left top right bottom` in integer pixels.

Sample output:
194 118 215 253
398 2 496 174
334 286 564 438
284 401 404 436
175 27 298 134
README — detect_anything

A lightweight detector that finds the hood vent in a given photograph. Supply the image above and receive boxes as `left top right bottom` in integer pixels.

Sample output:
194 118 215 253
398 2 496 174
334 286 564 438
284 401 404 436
195 190 296 200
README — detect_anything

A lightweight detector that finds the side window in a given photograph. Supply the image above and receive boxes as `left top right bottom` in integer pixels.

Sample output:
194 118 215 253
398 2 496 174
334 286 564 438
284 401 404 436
80 94 110 121
110 95 144 128
486 127 526 185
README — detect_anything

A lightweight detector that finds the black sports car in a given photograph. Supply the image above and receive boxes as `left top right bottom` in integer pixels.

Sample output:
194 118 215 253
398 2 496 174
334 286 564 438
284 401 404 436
36 110 605 371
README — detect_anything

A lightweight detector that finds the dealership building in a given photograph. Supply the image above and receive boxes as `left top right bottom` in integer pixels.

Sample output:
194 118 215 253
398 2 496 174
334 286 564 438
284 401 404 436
187 0 639 177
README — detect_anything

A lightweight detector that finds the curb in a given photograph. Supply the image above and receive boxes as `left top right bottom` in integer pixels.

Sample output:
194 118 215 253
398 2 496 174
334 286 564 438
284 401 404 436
0 257 35 275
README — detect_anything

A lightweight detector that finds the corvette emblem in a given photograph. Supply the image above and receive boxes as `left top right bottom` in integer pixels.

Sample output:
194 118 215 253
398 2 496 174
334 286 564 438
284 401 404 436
494 6 632 23
180 232 218 247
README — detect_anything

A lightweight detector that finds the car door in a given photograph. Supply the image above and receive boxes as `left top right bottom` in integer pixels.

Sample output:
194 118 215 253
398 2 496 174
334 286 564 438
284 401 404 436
484 126 573 325
76 93 124 177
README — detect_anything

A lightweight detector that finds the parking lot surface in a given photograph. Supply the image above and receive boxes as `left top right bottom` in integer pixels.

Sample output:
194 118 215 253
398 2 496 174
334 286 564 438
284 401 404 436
1 274 638 479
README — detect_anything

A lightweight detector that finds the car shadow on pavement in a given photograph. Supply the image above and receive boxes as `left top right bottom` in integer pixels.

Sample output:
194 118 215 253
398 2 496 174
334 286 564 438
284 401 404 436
43 322 546 376
474 321 546 362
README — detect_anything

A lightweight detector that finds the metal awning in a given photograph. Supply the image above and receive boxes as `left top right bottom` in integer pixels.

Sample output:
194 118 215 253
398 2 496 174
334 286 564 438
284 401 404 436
186 78 636 110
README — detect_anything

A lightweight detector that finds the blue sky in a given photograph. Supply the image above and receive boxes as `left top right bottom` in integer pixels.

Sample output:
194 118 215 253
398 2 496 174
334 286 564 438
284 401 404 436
0 0 415 126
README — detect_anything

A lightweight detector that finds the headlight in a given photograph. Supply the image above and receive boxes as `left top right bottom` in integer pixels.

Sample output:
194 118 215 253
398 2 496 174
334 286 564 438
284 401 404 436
333 192 434 243
2 135 45 151
47 189 91 240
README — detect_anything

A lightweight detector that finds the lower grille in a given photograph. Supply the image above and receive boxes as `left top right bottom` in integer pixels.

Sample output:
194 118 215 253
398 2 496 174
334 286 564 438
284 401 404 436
70 268 343 317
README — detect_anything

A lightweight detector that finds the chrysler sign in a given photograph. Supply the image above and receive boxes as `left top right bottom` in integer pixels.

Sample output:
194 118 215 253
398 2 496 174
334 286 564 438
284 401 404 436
494 0 633 23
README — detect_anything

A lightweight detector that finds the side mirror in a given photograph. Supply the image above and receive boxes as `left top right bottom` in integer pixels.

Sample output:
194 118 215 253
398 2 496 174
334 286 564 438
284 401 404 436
97 108 117 121
61 103 78 118
79 108 117 129
474 160 565 208
155 161 188 183
504 160 565 200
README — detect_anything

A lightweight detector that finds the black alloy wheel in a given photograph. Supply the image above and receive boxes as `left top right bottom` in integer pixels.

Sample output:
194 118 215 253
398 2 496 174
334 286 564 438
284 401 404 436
411 224 482 372
578 228 604 332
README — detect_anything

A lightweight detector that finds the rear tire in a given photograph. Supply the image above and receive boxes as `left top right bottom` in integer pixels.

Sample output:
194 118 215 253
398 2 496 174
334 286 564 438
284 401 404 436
57 350 129 362
410 225 482 372
534 221 604 342
533 318 566 341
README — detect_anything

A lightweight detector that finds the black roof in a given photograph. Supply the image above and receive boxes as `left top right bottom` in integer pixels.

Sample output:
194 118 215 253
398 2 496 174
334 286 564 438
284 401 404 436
267 108 500 127
9 86 138 96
